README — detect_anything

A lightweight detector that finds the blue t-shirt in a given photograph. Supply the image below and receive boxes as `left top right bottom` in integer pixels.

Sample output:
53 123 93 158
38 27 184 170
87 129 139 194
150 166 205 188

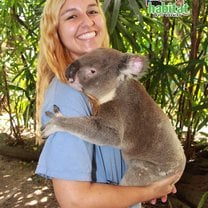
35 77 127 184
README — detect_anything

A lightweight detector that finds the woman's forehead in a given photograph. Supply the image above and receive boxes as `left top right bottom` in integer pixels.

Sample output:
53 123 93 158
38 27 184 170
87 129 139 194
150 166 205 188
60 0 98 15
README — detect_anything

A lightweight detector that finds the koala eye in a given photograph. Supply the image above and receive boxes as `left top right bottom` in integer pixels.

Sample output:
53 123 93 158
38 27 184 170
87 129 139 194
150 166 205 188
86 67 97 78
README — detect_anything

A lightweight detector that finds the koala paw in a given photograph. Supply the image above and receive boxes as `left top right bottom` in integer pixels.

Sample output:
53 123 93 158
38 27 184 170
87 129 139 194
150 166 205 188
45 105 62 118
41 105 63 139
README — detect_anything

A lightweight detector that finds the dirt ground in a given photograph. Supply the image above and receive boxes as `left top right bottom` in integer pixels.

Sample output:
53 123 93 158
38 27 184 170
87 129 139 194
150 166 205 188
0 155 59 208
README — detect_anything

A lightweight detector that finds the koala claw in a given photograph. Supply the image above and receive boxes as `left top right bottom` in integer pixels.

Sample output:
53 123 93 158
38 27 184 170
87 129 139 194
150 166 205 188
40 105 63 139
53 104 61 114
40 123 49 139
45 105 61 118
45 111 54 118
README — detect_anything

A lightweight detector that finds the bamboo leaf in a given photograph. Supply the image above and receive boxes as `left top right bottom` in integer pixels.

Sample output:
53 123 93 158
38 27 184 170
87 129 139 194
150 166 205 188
192 103 208 111
128 0 143 22
197 191 208 208
102 0 112 12
109 0 121 34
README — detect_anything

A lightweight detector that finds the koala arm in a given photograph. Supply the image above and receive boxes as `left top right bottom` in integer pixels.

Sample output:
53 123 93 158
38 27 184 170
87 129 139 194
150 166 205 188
41 106 121 147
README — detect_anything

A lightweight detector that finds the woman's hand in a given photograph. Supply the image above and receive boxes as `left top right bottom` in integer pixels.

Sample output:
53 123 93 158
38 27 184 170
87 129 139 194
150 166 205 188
149 185 177 205
147 172 181 204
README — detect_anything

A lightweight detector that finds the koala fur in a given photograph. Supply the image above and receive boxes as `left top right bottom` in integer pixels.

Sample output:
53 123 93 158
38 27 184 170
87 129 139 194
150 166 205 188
41 48 186 186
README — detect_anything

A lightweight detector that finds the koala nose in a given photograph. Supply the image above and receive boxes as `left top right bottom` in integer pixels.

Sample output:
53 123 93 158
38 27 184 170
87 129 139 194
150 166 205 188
65 60 80 81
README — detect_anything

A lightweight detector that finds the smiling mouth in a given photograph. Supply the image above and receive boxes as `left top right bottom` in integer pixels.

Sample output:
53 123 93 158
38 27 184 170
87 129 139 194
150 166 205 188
78 31 96 40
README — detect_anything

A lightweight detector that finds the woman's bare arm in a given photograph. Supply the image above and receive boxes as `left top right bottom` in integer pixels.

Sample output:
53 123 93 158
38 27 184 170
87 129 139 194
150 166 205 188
52 173 179 208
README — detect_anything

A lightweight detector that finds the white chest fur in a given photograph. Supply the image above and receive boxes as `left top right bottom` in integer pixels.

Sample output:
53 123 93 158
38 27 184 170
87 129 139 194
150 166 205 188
99 88 116 104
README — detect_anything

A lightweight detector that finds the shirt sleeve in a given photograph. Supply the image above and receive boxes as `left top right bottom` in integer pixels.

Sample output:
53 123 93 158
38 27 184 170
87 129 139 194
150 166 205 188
35 78 94 181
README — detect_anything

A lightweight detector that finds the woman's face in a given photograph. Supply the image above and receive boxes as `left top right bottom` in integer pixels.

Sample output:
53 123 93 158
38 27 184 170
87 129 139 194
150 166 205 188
58 0 106 60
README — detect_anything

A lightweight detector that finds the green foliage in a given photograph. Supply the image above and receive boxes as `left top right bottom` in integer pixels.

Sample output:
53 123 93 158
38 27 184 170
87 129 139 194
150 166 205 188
0 0 44 139
0 0 207 158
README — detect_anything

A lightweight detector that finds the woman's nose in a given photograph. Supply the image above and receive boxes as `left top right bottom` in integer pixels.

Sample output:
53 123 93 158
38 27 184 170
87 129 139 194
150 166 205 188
80 14 95 27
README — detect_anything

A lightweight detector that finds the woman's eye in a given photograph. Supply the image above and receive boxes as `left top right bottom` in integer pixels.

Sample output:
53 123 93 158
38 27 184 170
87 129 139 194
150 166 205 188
88 10 99 15
66 15 77 20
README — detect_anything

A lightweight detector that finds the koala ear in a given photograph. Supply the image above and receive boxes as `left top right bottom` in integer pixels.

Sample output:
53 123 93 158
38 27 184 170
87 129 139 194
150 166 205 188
121 56 148 77
65 60 80 81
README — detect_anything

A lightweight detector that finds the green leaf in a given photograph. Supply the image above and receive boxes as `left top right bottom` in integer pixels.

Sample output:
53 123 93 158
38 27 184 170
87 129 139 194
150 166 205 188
197 117 208 131
128 0 143 22
108 0 121 34
197 192 208 208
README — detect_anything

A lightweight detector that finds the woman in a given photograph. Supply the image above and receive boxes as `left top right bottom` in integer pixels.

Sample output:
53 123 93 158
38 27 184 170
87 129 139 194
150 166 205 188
35 0 180 207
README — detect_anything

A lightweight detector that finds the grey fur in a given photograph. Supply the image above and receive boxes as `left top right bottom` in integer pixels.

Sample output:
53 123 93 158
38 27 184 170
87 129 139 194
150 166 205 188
41 48 186 186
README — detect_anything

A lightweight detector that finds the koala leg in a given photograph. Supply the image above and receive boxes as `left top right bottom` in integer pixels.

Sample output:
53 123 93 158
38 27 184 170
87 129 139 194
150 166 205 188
120 160 169 186
41 105 121 147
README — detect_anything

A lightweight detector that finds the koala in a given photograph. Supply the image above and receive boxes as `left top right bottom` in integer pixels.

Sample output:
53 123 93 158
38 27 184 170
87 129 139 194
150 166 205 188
41 48 186 186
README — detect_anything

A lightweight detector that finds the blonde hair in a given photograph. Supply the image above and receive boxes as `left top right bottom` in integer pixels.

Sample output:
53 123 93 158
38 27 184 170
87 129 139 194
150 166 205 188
36 0 109 142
